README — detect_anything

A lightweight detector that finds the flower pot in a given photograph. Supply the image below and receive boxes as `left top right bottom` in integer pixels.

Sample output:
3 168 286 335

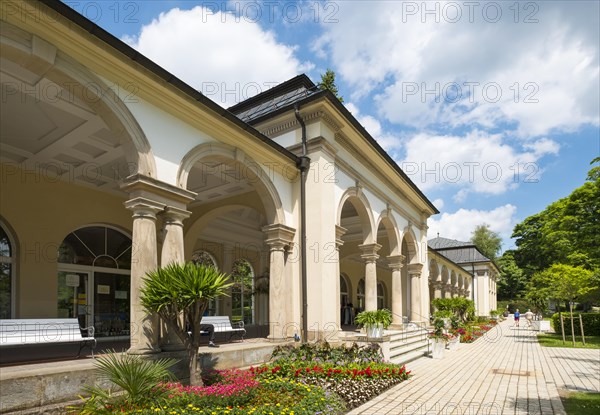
431 338 446 359
366 325 381 338
376 323 384 337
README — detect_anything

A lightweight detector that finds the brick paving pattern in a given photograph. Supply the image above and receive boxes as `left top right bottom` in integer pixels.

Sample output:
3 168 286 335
348 319 600 414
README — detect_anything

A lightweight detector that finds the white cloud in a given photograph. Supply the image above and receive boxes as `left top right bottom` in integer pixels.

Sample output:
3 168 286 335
344 102 403 153
123 6 312 107
400 130 559 194
315 1 600 137
427 204 518 246
432 198 444 210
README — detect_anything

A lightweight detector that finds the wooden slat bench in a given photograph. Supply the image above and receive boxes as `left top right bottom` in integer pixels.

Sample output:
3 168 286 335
199 316 246 342
0 318 97 358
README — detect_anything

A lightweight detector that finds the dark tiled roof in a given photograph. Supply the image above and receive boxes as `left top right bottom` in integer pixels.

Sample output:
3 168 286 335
228 75 319 123
428 237 472 249
435 247 491 264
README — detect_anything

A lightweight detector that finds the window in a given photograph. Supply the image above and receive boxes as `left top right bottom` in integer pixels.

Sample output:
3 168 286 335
231 259 254 325
191 250 219 315
0 224 15 319
340 274 349 306
377 282 386 309
57 226 131 337
357 278 365 312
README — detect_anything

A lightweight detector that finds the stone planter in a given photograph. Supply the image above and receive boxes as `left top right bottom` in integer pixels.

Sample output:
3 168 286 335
431 338 446 359
366 325 381 338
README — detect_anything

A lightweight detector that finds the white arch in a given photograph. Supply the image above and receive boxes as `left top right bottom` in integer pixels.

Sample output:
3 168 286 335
177 143 285 225
375 210 401 256
337 187 376 244
400 226 420 264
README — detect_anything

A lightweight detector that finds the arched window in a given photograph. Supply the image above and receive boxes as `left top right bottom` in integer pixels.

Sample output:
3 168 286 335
191 250 219 315
57 226 131 337
357 278 365 312
191 250 218 269
231 259 254 325
377 282 386 309
58 226 131 269
0 223 15 319
340 274 349 306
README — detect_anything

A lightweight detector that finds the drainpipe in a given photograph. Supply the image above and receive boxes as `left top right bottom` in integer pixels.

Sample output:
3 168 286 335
295 104 310 343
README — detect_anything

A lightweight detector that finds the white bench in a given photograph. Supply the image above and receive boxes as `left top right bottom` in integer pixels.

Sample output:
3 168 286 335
200 316 246 341
0 318 96 357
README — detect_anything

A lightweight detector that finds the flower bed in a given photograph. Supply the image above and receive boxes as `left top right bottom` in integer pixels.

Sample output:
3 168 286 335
73 343 410 414
459 321 495 343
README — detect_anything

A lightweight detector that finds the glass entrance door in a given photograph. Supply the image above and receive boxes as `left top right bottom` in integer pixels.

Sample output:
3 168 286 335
57 271 91 328
93 272 130 337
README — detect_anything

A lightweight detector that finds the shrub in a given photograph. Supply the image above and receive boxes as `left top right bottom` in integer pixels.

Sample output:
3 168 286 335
551 312 600 336
74 351 177 414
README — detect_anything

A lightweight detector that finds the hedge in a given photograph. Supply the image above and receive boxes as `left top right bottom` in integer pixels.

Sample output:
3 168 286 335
551 313 600 336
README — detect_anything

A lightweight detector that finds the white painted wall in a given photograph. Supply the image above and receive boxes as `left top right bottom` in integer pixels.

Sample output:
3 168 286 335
122 98 216 185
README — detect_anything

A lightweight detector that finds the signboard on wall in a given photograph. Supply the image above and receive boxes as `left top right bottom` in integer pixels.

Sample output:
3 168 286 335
66 274 80 287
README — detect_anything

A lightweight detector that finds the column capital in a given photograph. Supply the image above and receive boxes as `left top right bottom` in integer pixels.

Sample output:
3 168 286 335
121 174 196 209
359 243 381 263
335 225 347 248
124 197 164 219
263 224 296 250
407 262 423 276
433 281 444 289
162 206 192 225
387 254 405 271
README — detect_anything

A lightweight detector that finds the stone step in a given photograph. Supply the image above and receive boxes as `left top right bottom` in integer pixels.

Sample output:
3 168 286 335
389 345 432 366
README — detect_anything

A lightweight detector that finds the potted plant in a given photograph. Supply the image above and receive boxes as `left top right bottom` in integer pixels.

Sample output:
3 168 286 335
354 310 379 337
429 317 448 358
355 309 392 338
375 309 392 336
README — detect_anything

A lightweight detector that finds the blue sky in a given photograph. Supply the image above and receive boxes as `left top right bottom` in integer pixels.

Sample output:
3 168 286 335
63 1 599 251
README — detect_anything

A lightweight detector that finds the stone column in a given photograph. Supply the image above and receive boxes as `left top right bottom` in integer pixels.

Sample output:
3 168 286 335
407 263 423 323
359 243 381 312
159 207 191 351
433 281 443 299
444 284 453 298
121 174 196 355
263 224 295 341
125 198 163 354
221 244 233 316
387 254 405 327
335 226 347 330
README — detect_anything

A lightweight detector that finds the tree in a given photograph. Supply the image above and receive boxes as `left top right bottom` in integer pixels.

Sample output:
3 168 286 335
512 160 600 277
470 224 502 260
529 263 596 344
140 262 232 386
496 250 527 300
318 69 344 102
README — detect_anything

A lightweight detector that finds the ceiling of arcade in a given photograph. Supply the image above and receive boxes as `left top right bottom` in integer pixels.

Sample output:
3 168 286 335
0 57 132 194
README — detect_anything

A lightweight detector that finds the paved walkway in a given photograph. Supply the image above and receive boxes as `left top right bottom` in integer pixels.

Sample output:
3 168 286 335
349 319 600 415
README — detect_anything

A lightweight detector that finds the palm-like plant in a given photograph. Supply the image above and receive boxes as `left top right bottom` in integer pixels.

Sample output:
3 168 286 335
77 350 176 414
140 262 233 386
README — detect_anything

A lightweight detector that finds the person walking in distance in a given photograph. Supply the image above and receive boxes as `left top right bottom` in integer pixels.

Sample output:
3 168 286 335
514 309 521 327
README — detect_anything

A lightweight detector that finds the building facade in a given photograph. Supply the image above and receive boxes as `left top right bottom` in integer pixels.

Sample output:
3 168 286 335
0 1 484 353
428 237 499 316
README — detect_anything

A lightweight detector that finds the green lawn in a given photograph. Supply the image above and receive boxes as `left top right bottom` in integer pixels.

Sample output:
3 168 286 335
537 333 600 349
561 392 600 415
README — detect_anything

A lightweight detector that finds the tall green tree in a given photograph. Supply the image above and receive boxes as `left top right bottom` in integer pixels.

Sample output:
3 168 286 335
512 161 600 277
496 250 527 300
140 262 232 386
318 69 344 102
470 224 502 260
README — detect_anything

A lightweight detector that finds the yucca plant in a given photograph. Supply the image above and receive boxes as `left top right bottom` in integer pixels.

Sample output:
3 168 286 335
76 350 177 414
140 262 233 386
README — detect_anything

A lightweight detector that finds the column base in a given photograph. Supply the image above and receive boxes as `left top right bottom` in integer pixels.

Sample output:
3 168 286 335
128 345 162 355
388 323 404 330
